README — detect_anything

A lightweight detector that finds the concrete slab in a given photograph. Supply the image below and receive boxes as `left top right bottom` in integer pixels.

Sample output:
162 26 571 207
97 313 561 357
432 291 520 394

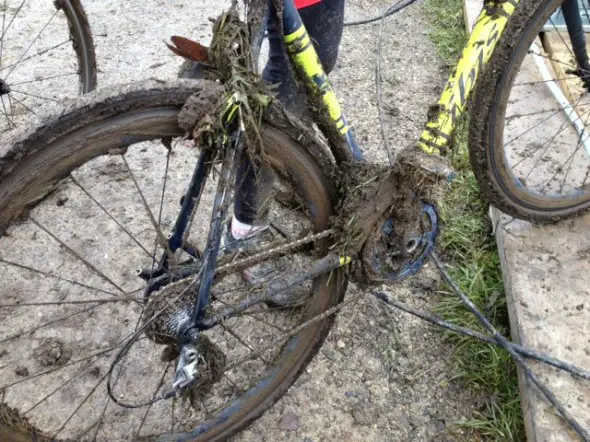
464 1 590 440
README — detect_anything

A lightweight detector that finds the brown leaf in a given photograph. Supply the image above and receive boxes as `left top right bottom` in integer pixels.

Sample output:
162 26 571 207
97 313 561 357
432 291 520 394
167 35 209 63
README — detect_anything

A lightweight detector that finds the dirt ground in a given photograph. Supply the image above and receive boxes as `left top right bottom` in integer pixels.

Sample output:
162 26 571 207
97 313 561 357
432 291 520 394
2 0 479 440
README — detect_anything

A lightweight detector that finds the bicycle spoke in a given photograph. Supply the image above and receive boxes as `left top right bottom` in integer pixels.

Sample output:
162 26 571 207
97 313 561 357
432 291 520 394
0 40 71 72
0 0 25 51
0 95 12 127
0 0 7 66
4 8 59 81
89 395 112 440
509 91 586 169
215 295 286 333
10 88 60 102
148 140 174 278
506 101 590 122
558 142 586 191
222 298 350 376
156 141 173 241
170 398 176 433
52 369 110 438
221 372 240 391
7 91 13 116
549 14 590 75
31 218 128 296
1 342 124 389
530 49 590 75
221 323 272 365
0 298 139 308
22 359 105 415
522 103 589 178
9 71 77 86
198 397 210 418
514 76 590 86
70 174 158 262
135 363 172 438
8 92 37 115
120 155 172 260
560 109 590 187
540 111 590 192
89 330 149 440
0 257 120 297
0 304 97 344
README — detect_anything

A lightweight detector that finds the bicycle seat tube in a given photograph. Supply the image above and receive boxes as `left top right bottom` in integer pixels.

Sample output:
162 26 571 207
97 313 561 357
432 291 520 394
280 0 363 160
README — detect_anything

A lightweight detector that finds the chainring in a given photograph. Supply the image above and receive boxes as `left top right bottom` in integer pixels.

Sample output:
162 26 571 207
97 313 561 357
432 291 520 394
360 200 438 285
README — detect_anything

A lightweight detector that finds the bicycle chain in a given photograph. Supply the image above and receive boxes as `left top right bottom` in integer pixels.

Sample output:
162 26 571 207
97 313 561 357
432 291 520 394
215 228 335 275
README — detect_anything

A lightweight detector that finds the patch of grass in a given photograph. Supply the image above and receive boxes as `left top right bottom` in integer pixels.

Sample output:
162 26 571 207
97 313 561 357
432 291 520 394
422 0 525 440
423 0 468 65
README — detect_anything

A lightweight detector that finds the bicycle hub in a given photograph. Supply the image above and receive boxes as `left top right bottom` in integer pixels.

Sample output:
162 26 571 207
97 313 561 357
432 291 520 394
0 79 10 96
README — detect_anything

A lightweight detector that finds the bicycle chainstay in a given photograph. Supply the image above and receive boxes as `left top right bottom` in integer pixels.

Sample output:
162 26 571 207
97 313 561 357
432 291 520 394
215 229 334 277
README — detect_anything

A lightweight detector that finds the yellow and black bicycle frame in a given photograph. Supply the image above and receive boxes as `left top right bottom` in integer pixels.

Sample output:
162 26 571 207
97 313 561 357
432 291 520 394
217 0 522 270
418 0 519 154
280 0 520 158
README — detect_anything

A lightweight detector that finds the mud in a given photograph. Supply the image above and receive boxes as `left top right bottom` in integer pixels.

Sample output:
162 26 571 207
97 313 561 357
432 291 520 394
177 84 225 135
0 403 50 442
33 338 72 367
330 148 448 287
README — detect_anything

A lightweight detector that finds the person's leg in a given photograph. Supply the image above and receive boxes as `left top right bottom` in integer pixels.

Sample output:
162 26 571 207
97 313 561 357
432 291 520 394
232 0 345 238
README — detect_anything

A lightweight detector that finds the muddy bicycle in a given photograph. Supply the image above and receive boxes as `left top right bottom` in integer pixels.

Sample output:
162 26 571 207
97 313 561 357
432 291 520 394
1 0 590 440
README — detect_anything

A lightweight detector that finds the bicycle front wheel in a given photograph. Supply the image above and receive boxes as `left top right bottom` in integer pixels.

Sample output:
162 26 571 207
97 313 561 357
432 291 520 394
471 0 590 221
0 0 96 133
0 80 346 441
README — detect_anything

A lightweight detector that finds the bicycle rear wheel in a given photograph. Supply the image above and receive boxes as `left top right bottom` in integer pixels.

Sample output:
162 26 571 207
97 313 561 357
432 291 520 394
471 0 590 221
0 80 346 441
0 0 96 133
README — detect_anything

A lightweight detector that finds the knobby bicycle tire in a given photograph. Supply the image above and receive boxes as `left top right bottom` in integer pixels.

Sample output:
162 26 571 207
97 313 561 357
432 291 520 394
470 0 590 221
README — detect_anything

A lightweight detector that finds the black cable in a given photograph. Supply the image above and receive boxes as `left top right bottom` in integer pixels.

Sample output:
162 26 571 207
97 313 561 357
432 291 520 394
372 290 590 381
375 2 396 166
432 252 590 441
344 0 421 27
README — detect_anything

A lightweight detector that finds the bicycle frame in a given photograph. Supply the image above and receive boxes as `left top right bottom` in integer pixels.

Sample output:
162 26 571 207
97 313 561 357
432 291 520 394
280 0 520 156
161 0 524 323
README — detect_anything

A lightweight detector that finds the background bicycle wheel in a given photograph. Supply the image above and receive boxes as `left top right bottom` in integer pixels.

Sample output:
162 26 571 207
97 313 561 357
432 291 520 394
5 0 478 440
0 0 95 132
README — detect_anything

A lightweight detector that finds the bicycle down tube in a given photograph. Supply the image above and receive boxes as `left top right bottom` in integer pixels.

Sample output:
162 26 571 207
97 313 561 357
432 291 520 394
418 0 519 153
279 0 520 158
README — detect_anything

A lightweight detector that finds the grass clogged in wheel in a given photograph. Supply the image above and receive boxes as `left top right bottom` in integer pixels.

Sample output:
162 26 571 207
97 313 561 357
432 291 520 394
422 0 525 440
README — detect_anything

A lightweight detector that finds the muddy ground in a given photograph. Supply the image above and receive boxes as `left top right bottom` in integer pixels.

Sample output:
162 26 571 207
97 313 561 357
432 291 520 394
5 0 480 440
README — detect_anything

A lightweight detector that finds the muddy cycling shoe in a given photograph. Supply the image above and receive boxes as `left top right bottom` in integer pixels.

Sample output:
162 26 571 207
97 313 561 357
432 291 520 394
222 223 310 309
